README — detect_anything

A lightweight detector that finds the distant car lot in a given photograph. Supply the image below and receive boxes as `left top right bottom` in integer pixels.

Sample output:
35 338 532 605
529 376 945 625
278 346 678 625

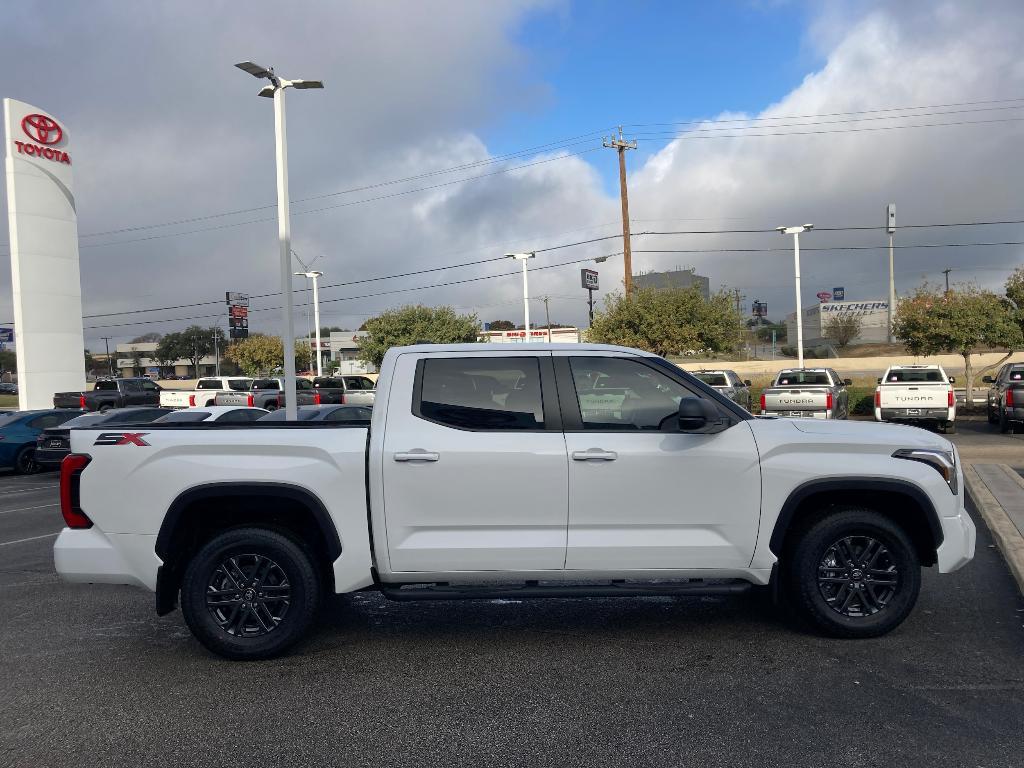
1 424 1022 766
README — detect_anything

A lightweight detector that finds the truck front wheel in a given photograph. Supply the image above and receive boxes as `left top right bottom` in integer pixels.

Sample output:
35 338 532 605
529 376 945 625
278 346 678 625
786 509 921 638
181 527 321 660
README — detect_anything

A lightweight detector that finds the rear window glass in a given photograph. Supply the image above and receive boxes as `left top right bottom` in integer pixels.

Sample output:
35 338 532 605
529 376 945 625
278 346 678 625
94 380 118 391
253 379 280 390
196 380 220 390
775 371 831 386
314 378 343 389
154 411 211 422
297 379 313 391
694 373 728 387
343 377 375 390
1009 368 1024 381
417 357 544 430
884 369 944 383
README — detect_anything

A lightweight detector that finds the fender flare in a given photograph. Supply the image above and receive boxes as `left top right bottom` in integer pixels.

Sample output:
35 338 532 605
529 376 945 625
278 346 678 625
768 477 944 556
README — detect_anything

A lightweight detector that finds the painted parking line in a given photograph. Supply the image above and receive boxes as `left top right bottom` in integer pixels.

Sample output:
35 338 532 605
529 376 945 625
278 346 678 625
0 503 59 515
0 484 59 495
0 532 59 547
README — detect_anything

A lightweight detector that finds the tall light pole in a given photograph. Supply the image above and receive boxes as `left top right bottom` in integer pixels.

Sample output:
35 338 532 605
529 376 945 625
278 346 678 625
294 270 324 376
886 203 896 343
777 224 814 368
236 61 324 419
505 252 535 335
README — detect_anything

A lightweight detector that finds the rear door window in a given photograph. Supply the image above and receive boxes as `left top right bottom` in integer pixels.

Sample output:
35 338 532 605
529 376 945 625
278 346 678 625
415 357 544 430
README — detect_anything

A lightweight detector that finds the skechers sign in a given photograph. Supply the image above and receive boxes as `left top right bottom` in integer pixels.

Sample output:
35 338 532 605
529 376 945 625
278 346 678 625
13 114 71 164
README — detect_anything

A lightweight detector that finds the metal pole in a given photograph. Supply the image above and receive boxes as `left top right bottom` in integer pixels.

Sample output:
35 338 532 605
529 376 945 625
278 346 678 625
887 232 895 343
214 330 220 377
618 145 632 294
793 232 804 368
543 296 552 342
102 337 113 377
521 258 530 333
304 277 312 372
312 273 323 377
273 87 298 420
588 288 594 326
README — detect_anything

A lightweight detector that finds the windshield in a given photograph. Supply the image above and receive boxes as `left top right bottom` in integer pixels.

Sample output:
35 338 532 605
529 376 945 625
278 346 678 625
258 407 323 422
694 373 728 387
775 371 831 386
883 369 945 383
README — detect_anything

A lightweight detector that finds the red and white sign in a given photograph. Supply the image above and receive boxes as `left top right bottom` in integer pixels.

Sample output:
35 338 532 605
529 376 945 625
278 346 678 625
12 113 71 164
816 291 832 302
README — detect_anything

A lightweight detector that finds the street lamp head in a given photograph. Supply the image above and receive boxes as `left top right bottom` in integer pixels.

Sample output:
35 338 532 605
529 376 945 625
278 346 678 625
257 85 276 98
594 256 610 263
505 252 535 261
235 61 274 79
291 79 325 90
778 224 814 235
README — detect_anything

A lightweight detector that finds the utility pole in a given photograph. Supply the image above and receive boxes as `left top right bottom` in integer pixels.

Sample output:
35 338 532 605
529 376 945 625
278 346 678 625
732 288 746 316
886 203 896 343
943 268 952 293
542 296 552 342
603 126 637 294
778 225 814 368
101 337 113 377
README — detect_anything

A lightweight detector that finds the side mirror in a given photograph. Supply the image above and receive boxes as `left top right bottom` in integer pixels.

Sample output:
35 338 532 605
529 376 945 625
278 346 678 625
678 397 724 433
744 379 752 387
843 379 853 386
948 376 956 384
877 377 882 384
982 375 994 384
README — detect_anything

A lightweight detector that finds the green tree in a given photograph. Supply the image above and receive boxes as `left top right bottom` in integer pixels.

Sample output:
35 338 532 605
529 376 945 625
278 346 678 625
130 332 162 344
822 313 862 348
83 349 95 376
587 286 742 357
487 319 516 331
893 284 1023 406
358 305 480 368
224 334 306 376
155 326 224 377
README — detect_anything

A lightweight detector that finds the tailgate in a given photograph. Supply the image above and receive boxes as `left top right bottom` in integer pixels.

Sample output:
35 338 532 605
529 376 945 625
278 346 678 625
159 391 193 408
879 385 948 409
53 392 83 408
763 388 829 413
214 392 250 406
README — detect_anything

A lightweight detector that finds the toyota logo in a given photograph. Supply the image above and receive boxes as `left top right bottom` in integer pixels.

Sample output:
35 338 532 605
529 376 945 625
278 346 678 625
21 114 63 145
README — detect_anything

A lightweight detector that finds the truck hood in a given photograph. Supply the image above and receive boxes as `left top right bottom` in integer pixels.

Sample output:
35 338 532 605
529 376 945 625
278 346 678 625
786 417 951 450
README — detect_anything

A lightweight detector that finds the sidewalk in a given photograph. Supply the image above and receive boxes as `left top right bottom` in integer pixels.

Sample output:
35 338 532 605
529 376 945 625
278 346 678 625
963 462 1024 594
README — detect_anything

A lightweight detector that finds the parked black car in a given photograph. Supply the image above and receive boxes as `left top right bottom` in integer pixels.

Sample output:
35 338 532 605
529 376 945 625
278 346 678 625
984 362 1024 433
53 377 163 411
0 382 18 395
35 406 174 469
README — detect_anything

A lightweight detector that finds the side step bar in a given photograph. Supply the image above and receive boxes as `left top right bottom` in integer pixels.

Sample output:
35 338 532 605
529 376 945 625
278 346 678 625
379 580 751 602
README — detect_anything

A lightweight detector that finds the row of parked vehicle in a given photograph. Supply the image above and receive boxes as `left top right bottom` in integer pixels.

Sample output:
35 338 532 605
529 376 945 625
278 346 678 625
693 360 1024 434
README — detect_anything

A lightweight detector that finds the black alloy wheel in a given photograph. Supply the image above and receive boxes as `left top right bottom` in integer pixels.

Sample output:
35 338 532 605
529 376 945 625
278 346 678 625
817 535 898 618
205 553 292 637
14 446 38 475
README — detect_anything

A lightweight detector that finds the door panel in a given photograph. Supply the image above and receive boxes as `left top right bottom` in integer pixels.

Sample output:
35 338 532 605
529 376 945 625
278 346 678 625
560 355 762 570
382 353 568 572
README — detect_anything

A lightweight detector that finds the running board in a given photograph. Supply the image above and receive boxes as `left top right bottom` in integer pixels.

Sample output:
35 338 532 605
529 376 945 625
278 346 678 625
379 579 751 602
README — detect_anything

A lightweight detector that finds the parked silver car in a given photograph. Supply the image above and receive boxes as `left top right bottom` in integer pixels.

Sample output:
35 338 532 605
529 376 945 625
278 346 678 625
692 369 753 411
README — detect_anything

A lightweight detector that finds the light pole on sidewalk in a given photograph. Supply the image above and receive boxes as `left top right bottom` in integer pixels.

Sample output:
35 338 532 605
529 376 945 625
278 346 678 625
777 224 814 368
294 270 324 377
236 61 324 419
505 252 535 334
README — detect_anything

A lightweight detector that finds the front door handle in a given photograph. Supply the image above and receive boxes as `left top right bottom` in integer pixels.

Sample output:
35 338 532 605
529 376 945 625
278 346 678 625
572 449 618 462
394 450 440 462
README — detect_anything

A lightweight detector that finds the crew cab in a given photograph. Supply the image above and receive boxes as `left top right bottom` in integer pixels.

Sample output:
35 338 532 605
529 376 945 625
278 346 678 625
983 362 1024 433
760 368 851 419
874 365 956 433
159 377 253 409
54 377 162 412
691 369 752 411
213 378 286 410
54 343 975 660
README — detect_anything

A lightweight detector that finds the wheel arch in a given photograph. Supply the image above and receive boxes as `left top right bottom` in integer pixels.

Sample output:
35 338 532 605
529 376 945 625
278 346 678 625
155 482 342 615
769 478 944 567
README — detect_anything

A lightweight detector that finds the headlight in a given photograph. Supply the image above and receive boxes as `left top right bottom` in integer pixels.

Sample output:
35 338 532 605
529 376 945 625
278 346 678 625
892 448 958 495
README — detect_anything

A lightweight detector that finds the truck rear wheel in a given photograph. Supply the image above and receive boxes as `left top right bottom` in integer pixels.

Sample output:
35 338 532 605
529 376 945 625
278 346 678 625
786 509 920 638
181 527 321 660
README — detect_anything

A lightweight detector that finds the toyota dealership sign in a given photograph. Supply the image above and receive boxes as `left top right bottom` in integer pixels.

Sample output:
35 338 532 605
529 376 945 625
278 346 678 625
4 99 86 409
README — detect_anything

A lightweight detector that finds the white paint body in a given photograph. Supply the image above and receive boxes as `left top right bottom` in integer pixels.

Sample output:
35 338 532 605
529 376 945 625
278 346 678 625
875 364 956 424
55 344 975 596
159 377 254 408
3 99 86 410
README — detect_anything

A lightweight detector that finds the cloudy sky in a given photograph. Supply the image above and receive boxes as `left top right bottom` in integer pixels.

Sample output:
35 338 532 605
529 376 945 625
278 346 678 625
2 0 1023 349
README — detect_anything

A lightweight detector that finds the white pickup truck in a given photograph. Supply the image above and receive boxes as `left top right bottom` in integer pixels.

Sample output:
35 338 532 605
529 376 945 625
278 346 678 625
53 343 975 660
159 376 254 409
760 368 851 419
874 365 956 434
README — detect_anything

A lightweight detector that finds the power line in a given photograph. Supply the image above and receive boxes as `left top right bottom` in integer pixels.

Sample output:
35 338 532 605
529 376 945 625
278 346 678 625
634 240 1024 255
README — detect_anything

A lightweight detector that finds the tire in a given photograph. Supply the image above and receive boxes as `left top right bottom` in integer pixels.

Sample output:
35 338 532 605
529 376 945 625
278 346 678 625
13 446 39 475
786 508 921 639
1000 408 1010 434
988 405 999 425
181 527 321 660
943 421 956 435
98 404 111 413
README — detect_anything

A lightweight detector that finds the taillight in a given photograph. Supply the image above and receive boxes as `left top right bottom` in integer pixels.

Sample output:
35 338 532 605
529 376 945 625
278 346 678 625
247 394 254 407
948 389 955 408
188 394 196 407
313 391 321 405
759 394 766 412
276 395 282 408
79 395 86 409
60 454 92 529
874 389 881 408
339 392 346 405
1007 388 1014 407
826 392 833 411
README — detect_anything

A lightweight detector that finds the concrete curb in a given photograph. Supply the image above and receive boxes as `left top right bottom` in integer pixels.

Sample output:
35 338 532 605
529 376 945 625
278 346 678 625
963 463 1024 594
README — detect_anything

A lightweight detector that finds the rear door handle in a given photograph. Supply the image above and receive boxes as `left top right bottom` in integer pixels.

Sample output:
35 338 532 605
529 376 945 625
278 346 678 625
572 449 618 462
394 450 440 462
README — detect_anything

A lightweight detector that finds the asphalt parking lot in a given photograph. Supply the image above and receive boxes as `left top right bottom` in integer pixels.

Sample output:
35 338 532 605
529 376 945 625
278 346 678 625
2 462 1023 768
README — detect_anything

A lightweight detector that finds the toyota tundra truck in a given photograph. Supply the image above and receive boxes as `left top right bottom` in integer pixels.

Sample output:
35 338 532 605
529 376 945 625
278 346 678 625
160 376 253 408
874 364 956 434
760 368 851 419
53 343 975 660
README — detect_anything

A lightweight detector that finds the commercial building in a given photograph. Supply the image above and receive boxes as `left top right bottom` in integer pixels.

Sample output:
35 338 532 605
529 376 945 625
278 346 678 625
785 299 892 348
328 331 374 374
632 268 710 299
114 342 220 379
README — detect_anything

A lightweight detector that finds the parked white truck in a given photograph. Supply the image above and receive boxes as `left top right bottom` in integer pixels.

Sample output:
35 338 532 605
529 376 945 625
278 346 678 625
159 377 254 409
54 343 975 659
874 364 956 434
